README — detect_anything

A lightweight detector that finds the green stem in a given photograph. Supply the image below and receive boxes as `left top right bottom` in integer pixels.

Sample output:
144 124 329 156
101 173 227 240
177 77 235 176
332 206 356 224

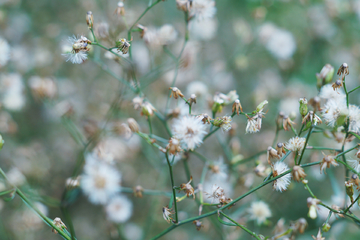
220 212 262 240
148 117 153 135
183 159 191 181
191 151 208 163
231 150 267 166
0 168 72 240
348 85 360 94
203 127 220 141
272 128 279 147
151 161 321 239
165 153 178 223
120 187 173 197
127 0 162 58
344 194 360 213
297 125 313 165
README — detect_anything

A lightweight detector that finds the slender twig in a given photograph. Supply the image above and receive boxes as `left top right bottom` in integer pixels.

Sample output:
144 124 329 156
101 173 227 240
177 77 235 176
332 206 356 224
165 153 179 223
220 212 262 240
344 194 360 213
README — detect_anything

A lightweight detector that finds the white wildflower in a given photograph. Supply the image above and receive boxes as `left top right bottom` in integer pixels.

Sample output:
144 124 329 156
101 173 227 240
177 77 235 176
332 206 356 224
205 184 224 203
248 201 272 225
0 37 11 67
319 84 345 100
348 159 360 173
81 158 121 205
285 136 306 153
105 195 133 223
348 105 360 134
63 51 88 64
158 24 177 45
189 18 218 41
265 29 296 60
246 117 259 133
0 73 26 111
272 161 291 192
7 167 26 186
209 156 228 180
190 0 216 21
172 115 208 150
321 98 347 127
62 35 90 64
162 206 173 223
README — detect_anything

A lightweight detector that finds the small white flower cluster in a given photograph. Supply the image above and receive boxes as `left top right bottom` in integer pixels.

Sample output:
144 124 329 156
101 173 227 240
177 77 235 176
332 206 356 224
0 37 11 68
0 73 26 111
258 23 296 60
205 184 232 205
190 0 217 21
248 201 272 225
272 161 291 192
62 35 91 64
143 24 178 48
80 152 133 223
320 84 360 134
172 115 208 150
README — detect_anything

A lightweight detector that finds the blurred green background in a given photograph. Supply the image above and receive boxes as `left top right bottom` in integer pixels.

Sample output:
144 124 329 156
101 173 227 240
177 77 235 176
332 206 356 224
1 0 360 239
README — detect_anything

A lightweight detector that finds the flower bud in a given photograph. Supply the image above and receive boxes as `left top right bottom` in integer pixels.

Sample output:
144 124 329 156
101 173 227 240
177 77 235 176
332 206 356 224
322 223 331 232
212 101 223 114
336 108 348 126
169 87 184 99
134 185 144 198
188 94 197 106
0 134 4 150
345 181 354 203
308 205 317 219
256 100 268 113
127 118 139 133
299 98 308 117
86 11 94 28
115 1 125 16
292 165 307 182
232 99 243 115
316 64 334 88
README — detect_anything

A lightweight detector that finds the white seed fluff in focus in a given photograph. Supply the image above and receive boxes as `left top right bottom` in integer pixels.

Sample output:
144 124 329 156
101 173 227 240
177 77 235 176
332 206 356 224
0 37 11 67
347 159 360 173
248 201 272 225
105 195 133 223
172 115 207 150
272 161 291 192
285 136 306 152
348 105 360 134
81 158 121 205
63 51 88 64
321 98 347 127
319 84 345 100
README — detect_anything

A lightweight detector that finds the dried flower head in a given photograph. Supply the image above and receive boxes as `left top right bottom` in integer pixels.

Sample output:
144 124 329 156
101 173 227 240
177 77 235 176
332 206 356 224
29 76 57 100
134 185 144 198
62 36 91 64
213 116 232 132
86 11 94 28
232 99 243 115
246 111 265 134
320 152 339 174
115 1 125 16
337 63 349 77
350 174 360 189
292 166 307 182
117 38 131 54
188 94 197 106
302 111 322 125
312 229 325 240
282 115 295 131
276 143 286 157
169 87 185 99
267 146 280 165
166 138 183 155
332 79 343 91
205 184 224 203
141 102 157 117
291 218 307 234
272 161 291 192
193 220 203 231
176 0 191 12
127 118 139 133
309 96 321 112
162 206 174 223
179 176 195 199
197 113 212 124
52 217 67 234
331 205 344 218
